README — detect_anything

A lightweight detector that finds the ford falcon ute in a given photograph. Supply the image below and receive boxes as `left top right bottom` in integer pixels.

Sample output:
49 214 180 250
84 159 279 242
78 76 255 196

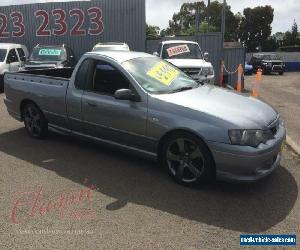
4 51 286 185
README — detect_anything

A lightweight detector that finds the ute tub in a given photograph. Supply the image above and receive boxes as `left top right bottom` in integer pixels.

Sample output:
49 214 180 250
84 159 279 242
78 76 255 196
4 70 71 126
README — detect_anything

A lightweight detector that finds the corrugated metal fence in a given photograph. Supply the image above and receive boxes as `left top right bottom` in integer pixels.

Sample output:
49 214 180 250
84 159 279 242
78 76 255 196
0 0 146 59
146 33 245 87
224 48 245 88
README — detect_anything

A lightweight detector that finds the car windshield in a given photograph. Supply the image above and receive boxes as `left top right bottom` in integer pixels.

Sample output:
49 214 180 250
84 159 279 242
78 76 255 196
122 57 200 94
29 47 67 61
0 49 7 62
161 43 203 59
262 54 281 60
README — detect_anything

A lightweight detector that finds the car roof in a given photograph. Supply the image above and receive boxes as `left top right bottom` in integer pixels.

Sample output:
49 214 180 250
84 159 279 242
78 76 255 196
253 53 276 56
87 51 154 63
0 43 23 49
161 40 198 45
94 42 128 47
34 45 68 49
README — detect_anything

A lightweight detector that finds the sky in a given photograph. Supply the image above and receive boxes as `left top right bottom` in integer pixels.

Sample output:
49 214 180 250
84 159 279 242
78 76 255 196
146 0 300 34
0 0 299 34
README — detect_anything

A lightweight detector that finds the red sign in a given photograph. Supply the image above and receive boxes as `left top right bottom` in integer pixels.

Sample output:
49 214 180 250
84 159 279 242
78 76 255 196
0 7 104 38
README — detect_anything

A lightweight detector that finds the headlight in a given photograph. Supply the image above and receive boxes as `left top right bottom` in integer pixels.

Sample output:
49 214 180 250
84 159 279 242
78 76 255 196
201 67 214 76
57 64 64 68
228 129 273 147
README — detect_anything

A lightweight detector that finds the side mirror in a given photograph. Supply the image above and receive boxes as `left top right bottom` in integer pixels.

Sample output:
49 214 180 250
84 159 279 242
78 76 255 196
114 89 140 101
20 56 26 62
153 52 159 57
203 52 209 61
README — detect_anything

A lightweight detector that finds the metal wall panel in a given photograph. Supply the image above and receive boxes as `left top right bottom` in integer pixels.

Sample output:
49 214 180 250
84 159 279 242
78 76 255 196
0 0 146 59
224 47 245 88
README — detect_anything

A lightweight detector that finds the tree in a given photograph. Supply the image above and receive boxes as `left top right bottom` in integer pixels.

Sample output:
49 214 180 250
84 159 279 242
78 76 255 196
238 5 274 52
205 1 240 41
283 20 299 46
167 1 206 36
146 24 160 39
261 37 278 51
160 1 239 39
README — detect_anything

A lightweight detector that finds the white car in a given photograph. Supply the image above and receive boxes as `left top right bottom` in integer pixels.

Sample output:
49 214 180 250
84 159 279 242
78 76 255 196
92 42 130 52
0 43 29 91
154 40 215 84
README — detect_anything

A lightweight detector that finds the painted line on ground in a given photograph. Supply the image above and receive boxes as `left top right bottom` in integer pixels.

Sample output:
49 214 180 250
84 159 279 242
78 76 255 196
286 135 300 157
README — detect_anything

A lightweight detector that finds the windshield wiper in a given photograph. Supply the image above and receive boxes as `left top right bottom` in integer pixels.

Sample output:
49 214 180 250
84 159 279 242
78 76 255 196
170 86 194 93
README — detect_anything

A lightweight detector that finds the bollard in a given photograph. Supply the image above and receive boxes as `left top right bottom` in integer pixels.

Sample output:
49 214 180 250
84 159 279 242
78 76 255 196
236 64 243 92
251 69 262 97
219 60 224 87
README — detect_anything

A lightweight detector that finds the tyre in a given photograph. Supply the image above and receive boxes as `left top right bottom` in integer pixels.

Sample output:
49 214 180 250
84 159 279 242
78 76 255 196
161 131 214 186
23 103 48 139
279 71 284 75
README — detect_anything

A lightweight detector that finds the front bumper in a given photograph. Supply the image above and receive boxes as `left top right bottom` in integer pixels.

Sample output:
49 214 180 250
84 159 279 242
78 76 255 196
265 65 284 72
208 124 286 182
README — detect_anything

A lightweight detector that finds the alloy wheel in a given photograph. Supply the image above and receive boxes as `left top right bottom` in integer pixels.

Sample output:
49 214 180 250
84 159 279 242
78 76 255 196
166 138 205 183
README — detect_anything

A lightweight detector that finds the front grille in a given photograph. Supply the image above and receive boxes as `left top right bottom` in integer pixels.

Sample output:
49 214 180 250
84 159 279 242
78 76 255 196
272 62 282 66
181 68 201 75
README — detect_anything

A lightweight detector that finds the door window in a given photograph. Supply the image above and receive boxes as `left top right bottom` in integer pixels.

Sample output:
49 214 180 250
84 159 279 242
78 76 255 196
87 61 130 96
17 48 26 62
6 49 18 63
75 58 94 90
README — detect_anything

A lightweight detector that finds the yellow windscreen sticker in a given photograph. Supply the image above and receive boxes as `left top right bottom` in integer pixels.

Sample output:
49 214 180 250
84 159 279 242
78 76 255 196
147 61 180 86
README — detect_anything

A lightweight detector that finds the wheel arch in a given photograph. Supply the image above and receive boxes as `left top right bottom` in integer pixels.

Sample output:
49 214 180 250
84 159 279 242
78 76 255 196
20 99 39 120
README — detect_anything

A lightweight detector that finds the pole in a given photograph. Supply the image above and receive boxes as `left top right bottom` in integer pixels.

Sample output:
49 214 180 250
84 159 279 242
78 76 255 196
207 0 211 30
196 5 200 34
219 0 226 86
221 0 226 46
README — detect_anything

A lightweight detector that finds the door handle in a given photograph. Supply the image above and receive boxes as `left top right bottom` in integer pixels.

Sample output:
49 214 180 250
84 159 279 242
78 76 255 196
87 102 97 107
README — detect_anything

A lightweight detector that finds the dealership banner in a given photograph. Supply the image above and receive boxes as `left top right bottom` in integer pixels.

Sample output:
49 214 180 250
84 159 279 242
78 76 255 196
0 0 146 58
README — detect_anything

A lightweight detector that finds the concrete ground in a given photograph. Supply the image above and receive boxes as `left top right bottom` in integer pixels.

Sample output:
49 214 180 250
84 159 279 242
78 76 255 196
244 72 300 147
0 87 299 249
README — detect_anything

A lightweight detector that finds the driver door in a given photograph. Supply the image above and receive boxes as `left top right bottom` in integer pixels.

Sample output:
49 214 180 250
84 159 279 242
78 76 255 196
81 59 148 150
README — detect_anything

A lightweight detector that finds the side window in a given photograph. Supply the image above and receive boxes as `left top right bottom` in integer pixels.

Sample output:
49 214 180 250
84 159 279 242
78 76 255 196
87 61 130 96
75 58 94 90
6 49 18 63
157 43 162 55
17 48 26 62
67 47 75 60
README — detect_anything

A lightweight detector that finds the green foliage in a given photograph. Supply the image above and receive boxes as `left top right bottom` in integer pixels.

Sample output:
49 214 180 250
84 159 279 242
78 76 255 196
283 20 300 46
146 24 160 39
160 1 239 39
205 1 240 41
238 5 274 52
183 22 218 35
261 37 279 52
